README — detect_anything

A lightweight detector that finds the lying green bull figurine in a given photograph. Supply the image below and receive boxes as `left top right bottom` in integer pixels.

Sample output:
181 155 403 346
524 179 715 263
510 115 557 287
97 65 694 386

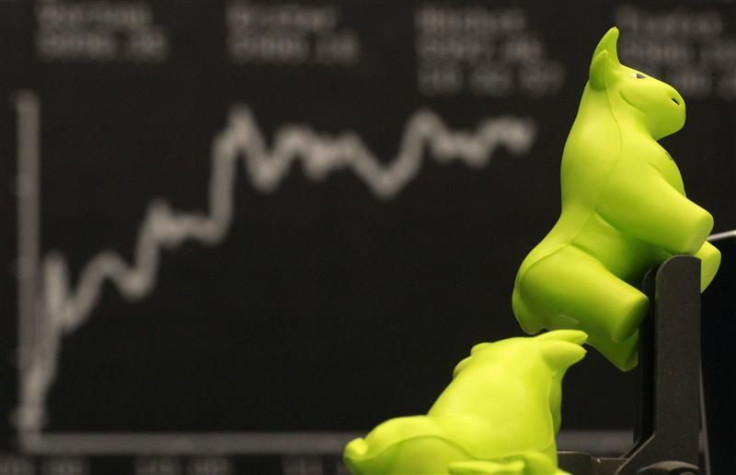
344 330 587 474
512 27 720 371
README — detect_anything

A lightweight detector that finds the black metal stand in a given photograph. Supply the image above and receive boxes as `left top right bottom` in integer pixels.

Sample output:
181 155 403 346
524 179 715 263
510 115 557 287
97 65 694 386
558 256 702 475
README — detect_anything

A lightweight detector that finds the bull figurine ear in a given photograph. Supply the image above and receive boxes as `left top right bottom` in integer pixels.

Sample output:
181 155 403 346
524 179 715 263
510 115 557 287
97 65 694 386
540 341 587 371
590 51 610 89
535 330 587 344
536 330 588 370
589 27 621 90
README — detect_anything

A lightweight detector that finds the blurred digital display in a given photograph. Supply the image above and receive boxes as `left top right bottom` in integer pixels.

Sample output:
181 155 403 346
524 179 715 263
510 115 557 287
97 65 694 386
0 1 734 473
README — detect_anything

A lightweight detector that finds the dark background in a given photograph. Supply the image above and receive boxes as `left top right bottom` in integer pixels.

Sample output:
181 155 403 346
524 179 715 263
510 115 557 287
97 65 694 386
0 1 734 474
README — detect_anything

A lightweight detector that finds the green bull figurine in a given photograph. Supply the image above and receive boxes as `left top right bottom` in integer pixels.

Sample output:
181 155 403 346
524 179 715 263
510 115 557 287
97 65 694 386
344 330 587 475
512 27 720 371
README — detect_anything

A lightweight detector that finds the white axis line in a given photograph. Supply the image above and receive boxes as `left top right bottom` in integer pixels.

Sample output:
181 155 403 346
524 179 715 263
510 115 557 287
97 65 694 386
23 430 633 455
17 101 536 433
15 91 41 435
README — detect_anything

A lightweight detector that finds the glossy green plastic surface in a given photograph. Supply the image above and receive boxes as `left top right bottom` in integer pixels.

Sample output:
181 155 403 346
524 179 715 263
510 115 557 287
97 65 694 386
344 330 587 474
512 27 720 371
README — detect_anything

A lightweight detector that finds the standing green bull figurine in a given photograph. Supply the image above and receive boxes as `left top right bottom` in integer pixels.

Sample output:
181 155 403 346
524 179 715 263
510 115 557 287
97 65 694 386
512 27 720 371
344 330 587 475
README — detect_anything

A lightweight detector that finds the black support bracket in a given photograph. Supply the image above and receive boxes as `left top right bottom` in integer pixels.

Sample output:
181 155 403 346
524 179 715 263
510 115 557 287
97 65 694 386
558 256 702 475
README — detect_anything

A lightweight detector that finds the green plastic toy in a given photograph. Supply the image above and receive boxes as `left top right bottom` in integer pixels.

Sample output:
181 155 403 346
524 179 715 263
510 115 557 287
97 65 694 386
512 27 720 371
344 330 587 475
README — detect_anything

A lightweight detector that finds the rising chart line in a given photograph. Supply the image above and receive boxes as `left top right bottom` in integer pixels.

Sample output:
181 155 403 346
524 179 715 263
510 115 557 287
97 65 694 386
15 92 537 435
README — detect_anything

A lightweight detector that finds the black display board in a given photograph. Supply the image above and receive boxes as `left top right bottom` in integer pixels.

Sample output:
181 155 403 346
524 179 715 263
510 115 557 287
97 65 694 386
702 234 736 475
0 1 734 474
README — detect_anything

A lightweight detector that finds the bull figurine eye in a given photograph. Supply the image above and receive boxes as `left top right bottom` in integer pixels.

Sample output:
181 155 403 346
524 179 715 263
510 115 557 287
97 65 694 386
634 72 646 79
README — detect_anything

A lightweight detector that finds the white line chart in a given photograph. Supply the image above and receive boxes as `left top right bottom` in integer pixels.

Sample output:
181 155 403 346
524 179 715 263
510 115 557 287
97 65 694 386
14 91 537 448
